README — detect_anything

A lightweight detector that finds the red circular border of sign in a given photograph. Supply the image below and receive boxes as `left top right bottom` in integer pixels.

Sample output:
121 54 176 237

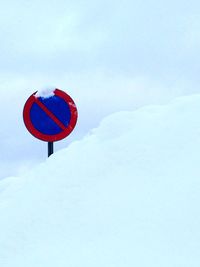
23 89 78 142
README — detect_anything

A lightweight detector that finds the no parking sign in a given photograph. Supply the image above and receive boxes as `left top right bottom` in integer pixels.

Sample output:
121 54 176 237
23 88 78 156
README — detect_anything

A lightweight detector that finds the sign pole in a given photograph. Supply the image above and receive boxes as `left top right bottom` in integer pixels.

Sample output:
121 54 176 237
48 142 54 157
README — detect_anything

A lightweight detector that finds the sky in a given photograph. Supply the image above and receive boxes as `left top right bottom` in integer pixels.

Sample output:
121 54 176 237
0 0 200 178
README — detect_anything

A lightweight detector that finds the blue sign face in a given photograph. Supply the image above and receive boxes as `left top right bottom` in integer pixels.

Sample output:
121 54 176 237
23 89 78 142
30 95 71 135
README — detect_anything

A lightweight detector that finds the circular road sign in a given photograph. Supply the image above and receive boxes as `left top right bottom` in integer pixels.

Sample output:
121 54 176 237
23 89 78 142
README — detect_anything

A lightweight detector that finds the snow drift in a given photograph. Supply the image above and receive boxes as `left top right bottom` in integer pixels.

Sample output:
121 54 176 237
0 94 200 267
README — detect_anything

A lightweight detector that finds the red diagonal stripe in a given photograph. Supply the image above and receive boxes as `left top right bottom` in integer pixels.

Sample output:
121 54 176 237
34 97 66 131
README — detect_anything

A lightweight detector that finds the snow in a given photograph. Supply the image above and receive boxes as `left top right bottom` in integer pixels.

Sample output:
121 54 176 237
35 88 55 98
0 94 200 266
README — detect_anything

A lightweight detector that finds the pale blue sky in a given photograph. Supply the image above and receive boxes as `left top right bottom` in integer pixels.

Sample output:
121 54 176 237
0 0 200 178
0 0 199 81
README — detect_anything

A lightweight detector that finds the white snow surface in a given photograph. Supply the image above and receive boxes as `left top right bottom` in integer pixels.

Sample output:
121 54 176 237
35 88 55 98
1 94 200 266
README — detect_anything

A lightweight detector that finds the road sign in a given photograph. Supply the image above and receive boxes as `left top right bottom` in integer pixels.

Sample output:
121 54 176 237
23 89 78 143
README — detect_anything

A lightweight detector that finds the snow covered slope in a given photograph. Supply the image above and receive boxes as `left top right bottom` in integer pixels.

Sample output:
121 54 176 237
0 95 200 267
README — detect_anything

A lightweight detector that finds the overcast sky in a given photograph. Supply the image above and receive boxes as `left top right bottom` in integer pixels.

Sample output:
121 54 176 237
0 0 200 179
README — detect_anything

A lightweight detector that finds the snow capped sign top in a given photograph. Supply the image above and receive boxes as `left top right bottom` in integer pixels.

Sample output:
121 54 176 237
23 88 78 142
35 88 55 98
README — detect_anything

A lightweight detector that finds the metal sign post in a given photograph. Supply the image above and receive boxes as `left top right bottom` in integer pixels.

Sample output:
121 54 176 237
48 142 54 157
